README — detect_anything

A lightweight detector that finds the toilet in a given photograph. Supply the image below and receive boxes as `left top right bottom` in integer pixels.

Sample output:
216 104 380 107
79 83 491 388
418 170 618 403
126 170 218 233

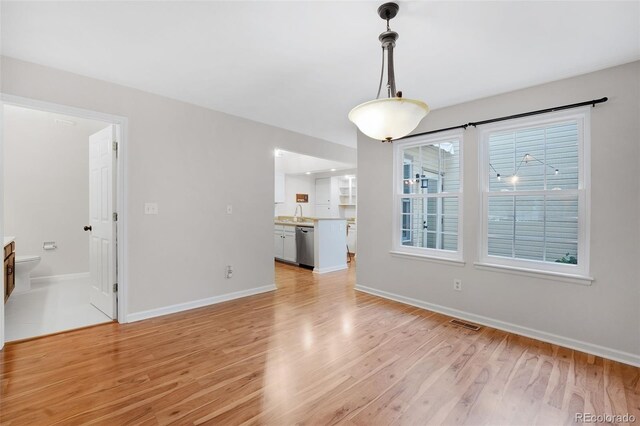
14 255 41 293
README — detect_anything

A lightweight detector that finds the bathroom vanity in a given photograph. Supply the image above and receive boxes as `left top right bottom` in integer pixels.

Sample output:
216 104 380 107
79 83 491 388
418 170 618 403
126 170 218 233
4 238 15 303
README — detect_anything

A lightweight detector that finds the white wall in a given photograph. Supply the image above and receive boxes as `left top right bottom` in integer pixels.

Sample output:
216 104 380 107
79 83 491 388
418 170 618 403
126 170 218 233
274 168 359 218
274 174 315 217
357 61 640 364
3 106 107 277
0 56 357 320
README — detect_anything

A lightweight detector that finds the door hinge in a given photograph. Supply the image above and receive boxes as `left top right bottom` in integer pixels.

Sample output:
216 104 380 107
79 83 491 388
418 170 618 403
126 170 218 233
112 141 118 152
113 212 118 221
113 283 118 293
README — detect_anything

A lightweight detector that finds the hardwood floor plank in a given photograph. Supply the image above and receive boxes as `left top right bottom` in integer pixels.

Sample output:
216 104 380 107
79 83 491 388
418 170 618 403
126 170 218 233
1 261 637 425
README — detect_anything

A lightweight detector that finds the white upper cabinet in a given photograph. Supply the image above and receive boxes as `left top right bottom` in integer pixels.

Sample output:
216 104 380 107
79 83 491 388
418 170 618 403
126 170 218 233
338 176 357 206
275 172 285 203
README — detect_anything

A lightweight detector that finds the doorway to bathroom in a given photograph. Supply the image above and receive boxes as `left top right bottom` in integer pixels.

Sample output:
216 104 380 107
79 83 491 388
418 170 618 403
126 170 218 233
1 97 127 344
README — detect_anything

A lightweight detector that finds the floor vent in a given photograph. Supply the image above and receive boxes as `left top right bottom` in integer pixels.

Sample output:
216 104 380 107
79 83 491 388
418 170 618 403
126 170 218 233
449 319 481 331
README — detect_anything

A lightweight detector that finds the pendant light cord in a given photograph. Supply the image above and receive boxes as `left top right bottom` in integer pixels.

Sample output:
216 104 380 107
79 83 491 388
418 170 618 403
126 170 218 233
376 46 385 99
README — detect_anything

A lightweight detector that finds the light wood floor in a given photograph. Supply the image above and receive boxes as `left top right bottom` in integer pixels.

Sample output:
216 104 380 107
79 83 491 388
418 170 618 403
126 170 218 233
1 261 638 425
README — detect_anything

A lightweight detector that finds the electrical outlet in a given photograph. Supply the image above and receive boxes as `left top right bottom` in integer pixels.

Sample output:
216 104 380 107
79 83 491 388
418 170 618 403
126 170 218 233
144 202 158 215
453 279 462 291
225 265 233 279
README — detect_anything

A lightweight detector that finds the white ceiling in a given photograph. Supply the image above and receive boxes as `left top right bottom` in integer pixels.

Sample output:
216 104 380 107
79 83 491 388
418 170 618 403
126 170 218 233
4 104 110 137
275 149 354 175
2 1 638 148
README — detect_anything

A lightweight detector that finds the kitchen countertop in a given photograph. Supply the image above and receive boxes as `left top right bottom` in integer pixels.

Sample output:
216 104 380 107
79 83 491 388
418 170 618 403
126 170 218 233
4 236 15 246
274 220 314 227
274 216 352 228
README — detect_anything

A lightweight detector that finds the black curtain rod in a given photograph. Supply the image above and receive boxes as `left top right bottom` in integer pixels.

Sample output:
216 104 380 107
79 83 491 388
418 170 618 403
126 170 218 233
468 97 608 127
404 97 608 139
406 123 469 136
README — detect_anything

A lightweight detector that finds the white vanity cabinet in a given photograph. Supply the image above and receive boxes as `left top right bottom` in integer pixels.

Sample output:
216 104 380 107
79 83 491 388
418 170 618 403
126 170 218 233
274 225 297 262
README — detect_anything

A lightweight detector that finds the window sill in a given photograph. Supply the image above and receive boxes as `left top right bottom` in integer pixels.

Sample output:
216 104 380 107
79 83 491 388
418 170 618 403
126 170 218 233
389 251 466 267
473 262 594 286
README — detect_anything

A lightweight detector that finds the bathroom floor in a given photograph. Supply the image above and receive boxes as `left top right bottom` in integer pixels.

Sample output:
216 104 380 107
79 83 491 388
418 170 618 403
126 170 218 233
4 277 112 342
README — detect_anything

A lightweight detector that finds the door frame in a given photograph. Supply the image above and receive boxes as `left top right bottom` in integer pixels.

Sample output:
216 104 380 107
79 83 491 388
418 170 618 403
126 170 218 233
0 94 129 348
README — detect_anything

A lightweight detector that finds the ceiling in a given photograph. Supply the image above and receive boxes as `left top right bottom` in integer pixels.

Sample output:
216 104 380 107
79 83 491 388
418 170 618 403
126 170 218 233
275 149 354 175
2 1 638 148
4 104 110 137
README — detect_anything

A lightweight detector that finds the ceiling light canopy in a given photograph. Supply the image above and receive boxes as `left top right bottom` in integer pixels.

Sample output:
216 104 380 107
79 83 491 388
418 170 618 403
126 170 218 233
349 2 429 142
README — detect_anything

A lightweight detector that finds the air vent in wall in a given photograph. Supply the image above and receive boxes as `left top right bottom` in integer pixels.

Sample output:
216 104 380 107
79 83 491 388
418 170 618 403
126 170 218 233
449 319 481 331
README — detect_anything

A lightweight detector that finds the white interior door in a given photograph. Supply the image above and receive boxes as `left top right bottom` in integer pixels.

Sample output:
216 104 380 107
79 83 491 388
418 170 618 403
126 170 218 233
89 125 117 319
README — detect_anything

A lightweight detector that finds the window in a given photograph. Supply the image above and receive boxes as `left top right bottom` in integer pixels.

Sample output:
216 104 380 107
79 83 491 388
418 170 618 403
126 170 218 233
479 109 590 277
394 132 463 261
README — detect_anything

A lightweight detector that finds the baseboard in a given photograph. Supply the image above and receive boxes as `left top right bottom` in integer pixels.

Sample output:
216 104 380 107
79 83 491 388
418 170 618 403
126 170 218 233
126 284 277 323
313 264 348 274
31 272 90 286
355 284 640 367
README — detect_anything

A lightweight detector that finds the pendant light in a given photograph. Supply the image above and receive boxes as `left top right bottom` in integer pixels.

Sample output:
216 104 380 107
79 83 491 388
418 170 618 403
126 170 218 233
349 2 429 142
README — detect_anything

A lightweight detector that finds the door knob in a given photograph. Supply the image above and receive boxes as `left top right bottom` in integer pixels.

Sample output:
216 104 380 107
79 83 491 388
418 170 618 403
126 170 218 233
84 225 92 232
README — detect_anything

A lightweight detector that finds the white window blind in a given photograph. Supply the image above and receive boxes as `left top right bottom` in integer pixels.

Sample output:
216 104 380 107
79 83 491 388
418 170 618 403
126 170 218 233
480 110 590 277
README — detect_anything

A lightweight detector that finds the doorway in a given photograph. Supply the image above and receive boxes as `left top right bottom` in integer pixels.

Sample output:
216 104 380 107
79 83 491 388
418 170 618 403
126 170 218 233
273 149 358 272
1 96 128 345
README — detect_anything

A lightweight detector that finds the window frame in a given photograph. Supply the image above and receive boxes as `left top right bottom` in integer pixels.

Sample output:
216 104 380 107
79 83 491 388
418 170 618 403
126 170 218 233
392 130 464 262
477 108 591 278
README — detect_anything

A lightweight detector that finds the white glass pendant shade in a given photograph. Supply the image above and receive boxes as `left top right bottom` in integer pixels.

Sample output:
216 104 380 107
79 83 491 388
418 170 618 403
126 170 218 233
349 97 429 141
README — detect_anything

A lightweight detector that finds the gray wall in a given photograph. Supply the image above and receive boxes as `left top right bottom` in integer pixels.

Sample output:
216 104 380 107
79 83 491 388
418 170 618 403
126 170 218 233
356 61 640 361
4 106 108 277
0 56 357 317
274 174 316 218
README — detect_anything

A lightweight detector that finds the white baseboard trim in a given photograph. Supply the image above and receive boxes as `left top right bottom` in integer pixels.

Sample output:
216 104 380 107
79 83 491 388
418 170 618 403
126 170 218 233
31 272 90 285
126 284 277 323
313 264 348 274
355 284 640 368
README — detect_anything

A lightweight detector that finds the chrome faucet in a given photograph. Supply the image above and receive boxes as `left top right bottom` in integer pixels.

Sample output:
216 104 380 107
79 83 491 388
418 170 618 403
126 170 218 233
294 204 303 222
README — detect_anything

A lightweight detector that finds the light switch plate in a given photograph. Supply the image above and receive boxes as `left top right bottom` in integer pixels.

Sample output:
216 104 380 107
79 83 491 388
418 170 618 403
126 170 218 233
144 202 158 215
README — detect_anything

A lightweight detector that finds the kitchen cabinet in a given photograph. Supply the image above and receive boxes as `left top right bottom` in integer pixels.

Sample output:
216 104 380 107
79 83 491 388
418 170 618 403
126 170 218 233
274 225 285 258
316 177 330 204
4 241 15 303
283 229 296 262
274 172 285 203
338 176 357 206
274 225 296 262
315 177 339 217
315 176 357 218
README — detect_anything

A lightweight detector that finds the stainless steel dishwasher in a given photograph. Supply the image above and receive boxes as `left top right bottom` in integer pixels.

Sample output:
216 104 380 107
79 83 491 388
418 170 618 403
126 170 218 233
296 226 314 267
